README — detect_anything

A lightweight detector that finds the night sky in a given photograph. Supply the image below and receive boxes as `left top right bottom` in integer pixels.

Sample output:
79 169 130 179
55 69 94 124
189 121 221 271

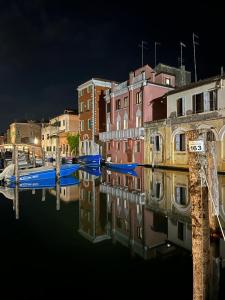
0 0 224 131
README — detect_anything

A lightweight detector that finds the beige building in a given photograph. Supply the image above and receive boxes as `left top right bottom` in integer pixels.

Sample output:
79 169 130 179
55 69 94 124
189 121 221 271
0 121 42 157
144 75 225 171
42 109 79 158
9 121 42 146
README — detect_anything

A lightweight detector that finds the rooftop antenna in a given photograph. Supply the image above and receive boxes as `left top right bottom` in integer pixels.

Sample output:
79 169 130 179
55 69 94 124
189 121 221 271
154 41 161 68
193 33 199 82
179 41 186 68
138 41 148 67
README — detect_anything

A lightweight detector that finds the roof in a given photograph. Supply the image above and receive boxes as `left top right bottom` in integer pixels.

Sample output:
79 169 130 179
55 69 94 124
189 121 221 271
167 74 225 96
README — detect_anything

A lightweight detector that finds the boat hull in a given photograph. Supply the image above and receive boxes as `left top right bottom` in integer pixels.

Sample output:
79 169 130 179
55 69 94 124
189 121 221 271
10 164 80 183
104 162 138 170
78 155 102 166
9 176 79 189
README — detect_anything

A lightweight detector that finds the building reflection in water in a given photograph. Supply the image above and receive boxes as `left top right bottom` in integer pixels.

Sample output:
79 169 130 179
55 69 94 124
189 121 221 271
78 168 110 243
79 166 225 298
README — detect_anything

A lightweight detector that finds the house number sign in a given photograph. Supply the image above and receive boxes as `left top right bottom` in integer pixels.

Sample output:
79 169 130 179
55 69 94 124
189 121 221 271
188 140 205 152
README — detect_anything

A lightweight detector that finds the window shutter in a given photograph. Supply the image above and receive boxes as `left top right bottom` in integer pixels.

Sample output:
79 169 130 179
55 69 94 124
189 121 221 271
182 97 185 116
181 134 186 151
175 134 180 151
204 91 210 112
176 187 181 204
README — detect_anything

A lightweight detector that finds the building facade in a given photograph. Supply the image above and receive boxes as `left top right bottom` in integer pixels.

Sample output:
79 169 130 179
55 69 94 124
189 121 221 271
144 76 225 171
9 121 42 146
77 78 113 156
99 65 177 164
42 110 79 158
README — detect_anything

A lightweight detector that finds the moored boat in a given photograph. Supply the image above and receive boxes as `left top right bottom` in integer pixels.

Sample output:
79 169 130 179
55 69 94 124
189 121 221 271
8 176 79 189
104 162 138 170
79 166 101 177
9 164 80 183
77 154 102 167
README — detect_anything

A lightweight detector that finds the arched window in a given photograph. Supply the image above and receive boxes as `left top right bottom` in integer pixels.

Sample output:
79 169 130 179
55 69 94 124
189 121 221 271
106 116 110 132
116 114 121 130
136 109 142 127
123 112 128 129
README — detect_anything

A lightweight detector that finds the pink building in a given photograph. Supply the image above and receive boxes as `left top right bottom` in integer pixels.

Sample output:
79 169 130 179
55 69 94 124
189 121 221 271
99 65 175 164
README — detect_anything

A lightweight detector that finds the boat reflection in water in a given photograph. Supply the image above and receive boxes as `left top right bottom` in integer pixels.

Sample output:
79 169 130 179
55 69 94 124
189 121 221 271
0 176 80 218
1 165 225 298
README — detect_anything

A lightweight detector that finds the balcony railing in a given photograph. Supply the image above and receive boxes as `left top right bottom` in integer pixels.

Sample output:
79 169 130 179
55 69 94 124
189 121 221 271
132 73 145 84
113 81 128 93
99 127 144 141
100 184 145 204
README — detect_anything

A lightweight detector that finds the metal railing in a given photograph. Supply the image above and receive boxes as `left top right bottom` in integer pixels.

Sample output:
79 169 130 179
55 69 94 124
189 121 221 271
99 127 144 141
100 184 145 204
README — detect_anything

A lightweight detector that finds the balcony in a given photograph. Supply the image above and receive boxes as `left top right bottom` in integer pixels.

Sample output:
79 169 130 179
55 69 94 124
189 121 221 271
100 183 145 204
99 127 144 141
132 72 145 84
113 81 128 93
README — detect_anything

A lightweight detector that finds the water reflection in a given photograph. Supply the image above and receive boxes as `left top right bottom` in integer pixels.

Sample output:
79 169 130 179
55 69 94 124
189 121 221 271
0 167 225 298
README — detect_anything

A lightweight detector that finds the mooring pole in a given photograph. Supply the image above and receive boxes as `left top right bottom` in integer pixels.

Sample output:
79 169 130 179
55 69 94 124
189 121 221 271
14 145 19 184
32 147 36 168
187 130 210 300
15 184 19 220
56 181 60 211
56 146 61 180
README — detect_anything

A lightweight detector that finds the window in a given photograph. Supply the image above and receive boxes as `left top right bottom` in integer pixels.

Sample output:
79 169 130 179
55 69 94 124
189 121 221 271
124 96 128 107
47 134 49 139
192 93 204 113
106 117 110 131
42 135 44 140
87 99 92 111
123 117 128 129
175 186 187 205
87 85 92 93
116 99 121 110
117 142 120 151
209 90 218 111
137 227 143 240
154 182 161 199
136 115 142 127
80 102 84 113
53 146 56 152
107 102 111 113
116 116 121 130
107 142 111 151
136 91 142 104
178 222 185 241
165 77 171 85
177 97 185 116
88 119 92 129
62 120 65 126
80 120 84 131
124 142 128 152
154 135 160 151
136 141 140 152
175 133 186 151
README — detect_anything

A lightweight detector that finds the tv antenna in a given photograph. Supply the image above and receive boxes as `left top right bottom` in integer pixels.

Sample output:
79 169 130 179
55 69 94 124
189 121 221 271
138 41 148 67
193 33 199 82
179 41 186 68
154 41 161 68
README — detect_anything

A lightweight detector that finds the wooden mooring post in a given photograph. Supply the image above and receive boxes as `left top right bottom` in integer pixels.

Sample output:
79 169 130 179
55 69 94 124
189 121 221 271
187 130 211 300
56 146 61 180
13 145 19 184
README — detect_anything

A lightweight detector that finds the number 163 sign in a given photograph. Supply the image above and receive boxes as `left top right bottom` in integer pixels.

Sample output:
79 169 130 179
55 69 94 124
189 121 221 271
189 140 205 152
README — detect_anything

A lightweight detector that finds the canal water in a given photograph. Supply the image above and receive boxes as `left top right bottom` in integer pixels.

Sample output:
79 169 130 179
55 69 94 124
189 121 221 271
0 166 225 299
